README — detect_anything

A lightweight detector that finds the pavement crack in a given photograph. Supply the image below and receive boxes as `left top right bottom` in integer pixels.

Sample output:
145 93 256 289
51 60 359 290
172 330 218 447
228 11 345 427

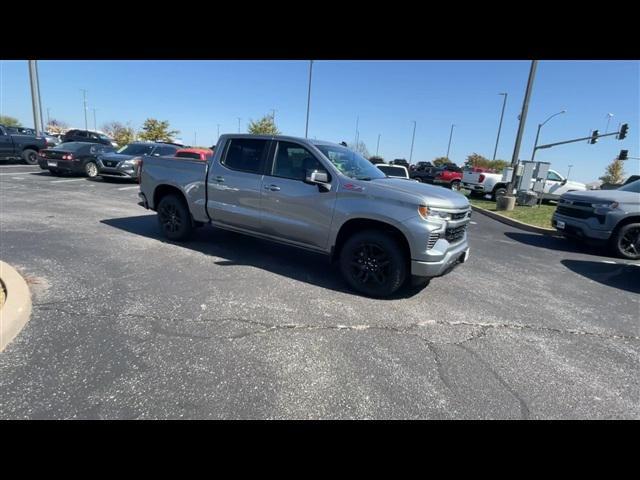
457 343 531 420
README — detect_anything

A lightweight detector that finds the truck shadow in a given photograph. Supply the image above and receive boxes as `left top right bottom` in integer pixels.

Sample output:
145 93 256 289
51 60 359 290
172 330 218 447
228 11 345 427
100 215 427 300
503 231 614 258
560 260 640 294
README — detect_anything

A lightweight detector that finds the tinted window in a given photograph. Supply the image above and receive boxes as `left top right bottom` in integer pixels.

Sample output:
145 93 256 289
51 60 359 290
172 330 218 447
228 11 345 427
222 139 268 174
156 146 180 156
377 165 408 177
75 131 88 138
271 141 327 181
52 142 91 152
619 179 640 193
89 144 113 155
117 144 155 156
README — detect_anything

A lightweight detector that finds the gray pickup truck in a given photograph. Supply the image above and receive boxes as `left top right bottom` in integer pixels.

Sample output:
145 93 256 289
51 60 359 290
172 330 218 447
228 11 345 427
0 124 48 164
138 134 471 297
552 179 640 259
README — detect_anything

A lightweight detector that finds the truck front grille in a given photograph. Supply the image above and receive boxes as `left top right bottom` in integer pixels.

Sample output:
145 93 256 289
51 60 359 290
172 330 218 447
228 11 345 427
445 225 466 243
556 205 605 224
427 232 440 249
451 210 470 220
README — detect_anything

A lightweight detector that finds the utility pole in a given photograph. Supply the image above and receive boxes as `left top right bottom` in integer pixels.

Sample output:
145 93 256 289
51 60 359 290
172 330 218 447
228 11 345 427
376 134 381 156
305 60 313 138
93 108 97 131
81 89 88 131
237 117 241 133
217 124 220 142
409 121 416 163
503 60 538 208
28 60 43 136
567 164 573 180
271 109 276 123
194 131 197 145
46 108 51 126
35 61 44 132
493 93 508 160
354 116 359 147
446 124 456 159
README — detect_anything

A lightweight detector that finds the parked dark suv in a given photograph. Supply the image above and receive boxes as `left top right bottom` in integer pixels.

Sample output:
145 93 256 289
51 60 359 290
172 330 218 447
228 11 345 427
97 141 183 181
62 129 115 146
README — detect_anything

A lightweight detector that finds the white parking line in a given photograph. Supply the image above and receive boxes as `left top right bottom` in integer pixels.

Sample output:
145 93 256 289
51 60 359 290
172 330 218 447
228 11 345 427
470 221 478 225
0 164 39 168
11 177 25 180
117 186 139 191
50 178 87 183
0 172 39 176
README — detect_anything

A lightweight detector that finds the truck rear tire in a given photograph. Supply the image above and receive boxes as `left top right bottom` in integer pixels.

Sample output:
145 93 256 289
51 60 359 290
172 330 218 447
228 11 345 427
22 149 38 165
339 230 407 297
157 194 193 241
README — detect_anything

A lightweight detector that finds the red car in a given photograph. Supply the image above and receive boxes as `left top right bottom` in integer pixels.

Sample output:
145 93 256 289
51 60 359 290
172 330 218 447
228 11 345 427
175 147 213 161
432 164 463 190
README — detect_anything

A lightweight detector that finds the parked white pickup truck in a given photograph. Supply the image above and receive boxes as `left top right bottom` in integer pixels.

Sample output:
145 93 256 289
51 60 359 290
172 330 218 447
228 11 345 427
462 168 586 200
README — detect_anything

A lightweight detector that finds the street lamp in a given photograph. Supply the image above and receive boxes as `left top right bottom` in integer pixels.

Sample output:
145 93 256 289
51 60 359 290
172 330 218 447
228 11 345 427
376 133 381 156
605 113 614 134
567 164 574 180
530 109 566 162
446 124 456 159
237 117 241 133
493 93 508 161
409 121 416 164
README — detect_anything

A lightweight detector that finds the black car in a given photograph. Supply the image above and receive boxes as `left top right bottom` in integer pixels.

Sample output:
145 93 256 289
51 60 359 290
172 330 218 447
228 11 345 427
62 129 115 146
410 161 433 172
38 142 116 177
390 159 410 168
97 141 183 181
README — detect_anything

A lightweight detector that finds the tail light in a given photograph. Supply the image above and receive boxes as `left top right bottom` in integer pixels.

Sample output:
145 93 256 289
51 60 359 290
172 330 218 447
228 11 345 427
39 150 46 157
479 174 485 183
62 154 74 160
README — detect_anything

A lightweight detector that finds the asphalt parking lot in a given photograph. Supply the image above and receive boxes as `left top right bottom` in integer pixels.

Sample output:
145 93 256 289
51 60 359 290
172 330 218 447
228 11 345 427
1 163 638 419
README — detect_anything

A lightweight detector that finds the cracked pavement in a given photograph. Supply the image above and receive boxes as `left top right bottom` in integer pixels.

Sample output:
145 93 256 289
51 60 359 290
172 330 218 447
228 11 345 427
1 165 639 419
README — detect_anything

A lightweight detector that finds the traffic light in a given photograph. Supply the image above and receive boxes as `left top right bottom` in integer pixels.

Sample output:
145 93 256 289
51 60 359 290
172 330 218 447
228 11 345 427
590 129 599 144
619 149 629 160
618 123 629 140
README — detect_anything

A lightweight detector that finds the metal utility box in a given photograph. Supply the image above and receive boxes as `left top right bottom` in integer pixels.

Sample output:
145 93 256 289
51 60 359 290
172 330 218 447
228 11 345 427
533 162 550 181
517 161 537 191
502 167 514 183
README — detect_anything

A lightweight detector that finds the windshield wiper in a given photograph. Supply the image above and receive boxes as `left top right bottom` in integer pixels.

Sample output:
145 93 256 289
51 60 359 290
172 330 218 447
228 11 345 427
356 176 372 181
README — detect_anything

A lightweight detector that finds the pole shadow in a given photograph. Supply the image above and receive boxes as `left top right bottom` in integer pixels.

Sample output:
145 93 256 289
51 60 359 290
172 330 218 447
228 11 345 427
560 259 640 294
504 231 613 258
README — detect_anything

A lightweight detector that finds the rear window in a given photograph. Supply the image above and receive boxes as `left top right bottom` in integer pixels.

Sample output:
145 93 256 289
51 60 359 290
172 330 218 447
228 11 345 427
156 145 180 156
377 165 408 177
222 138 268 174
176 151 203 160
52 142 90 152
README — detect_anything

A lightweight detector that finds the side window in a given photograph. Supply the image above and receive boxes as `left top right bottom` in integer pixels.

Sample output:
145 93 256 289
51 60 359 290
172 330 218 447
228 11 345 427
157 146 178 156
547 171 562 182
89 132 99 139
271 141 328 181
222 138 268 174
76 130 88 138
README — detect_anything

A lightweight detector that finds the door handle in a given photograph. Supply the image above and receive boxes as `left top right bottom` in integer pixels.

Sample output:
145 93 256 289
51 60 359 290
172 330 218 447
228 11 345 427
215 175 224 183
264 184 280 191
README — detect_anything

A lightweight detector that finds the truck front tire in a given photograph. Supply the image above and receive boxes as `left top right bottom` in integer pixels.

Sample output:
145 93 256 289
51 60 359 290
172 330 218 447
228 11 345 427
611 222 640 260
339 230 406 297
157 194 193 241
22 149 38 165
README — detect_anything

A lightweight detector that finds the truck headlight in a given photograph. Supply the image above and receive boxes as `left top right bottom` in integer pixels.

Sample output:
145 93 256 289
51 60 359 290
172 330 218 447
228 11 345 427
418 206 451 221
592 201 619 209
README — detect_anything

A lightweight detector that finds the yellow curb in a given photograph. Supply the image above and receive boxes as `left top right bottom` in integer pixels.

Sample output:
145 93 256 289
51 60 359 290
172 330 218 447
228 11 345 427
0 261 32 352
470 204 560 236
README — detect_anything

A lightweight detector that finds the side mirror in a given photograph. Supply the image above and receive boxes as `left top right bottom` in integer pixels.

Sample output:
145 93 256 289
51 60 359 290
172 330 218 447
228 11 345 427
561 179 567 185
306 169 329 184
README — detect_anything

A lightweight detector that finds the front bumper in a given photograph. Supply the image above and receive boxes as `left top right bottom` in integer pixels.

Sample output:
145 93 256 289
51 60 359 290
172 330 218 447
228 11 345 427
463 182 485 192
411 243 470 277
552 212 612 242
39 159 84 173
97 159 138 180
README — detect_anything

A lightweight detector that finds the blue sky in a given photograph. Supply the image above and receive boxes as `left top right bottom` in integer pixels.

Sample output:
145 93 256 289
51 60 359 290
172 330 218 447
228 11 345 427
1 60 638 183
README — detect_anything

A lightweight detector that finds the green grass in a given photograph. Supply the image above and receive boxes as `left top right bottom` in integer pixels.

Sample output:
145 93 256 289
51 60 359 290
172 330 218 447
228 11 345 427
466 195 557 229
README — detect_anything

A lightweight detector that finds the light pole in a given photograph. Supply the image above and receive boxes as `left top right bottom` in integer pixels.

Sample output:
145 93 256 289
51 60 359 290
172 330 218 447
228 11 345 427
46 108 51 126
237 117 241 133
217 124 220 142
80 89 88 131
493 93 508 160
92 108 97 131
409 121 416 164
271 109 276 123
567 164 573 180
446 124 455 159
28 60 43 136
376 134 381 156
530 110 566 163
305 60 313 138
605 113 614 134
354 116 359 147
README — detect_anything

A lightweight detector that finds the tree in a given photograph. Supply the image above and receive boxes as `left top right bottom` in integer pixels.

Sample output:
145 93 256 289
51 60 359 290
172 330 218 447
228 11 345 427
247 114 280 135
348 140 369 158
599 158 625 185
0 115 22 127
46 119 68 134
102 121 136 146
433 157 451 167
464 153 509 172
138 118 179 142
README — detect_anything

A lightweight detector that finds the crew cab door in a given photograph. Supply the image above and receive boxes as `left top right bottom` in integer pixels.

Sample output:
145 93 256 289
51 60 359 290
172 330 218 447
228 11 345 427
544 170 566 198
259 140 336 250
206 137 269 232
0 126 14 157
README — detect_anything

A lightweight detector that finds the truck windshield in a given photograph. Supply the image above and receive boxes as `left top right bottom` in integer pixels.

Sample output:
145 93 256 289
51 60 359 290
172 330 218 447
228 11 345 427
315 144 385 180
619 179 640 193
117 144 154 156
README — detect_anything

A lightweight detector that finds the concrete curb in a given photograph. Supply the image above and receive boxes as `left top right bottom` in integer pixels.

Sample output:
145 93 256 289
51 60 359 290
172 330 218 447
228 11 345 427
0 261 32 352
471 205 561 236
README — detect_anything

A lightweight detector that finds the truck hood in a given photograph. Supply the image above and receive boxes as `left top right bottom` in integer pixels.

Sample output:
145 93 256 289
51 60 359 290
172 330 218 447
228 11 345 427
365 177 470 210
561 189 639 204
